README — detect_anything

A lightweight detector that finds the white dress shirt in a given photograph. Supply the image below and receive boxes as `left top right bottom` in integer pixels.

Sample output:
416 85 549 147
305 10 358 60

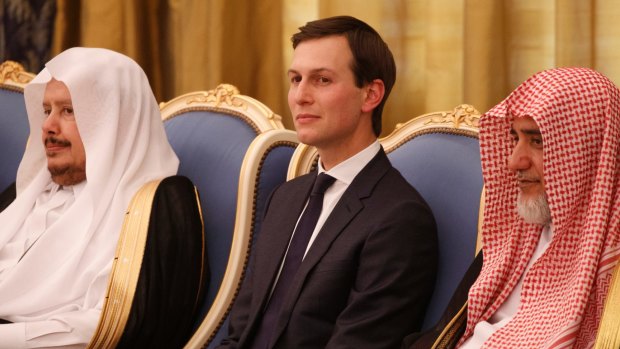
304 141 381 256
270 141 381 293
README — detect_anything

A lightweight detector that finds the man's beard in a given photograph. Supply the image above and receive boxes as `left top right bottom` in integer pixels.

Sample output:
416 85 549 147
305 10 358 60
46 136 86 186
517 192 551 225
49 165 86 186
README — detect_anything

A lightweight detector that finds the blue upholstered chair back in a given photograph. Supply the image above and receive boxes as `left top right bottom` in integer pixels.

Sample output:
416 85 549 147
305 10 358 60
205 130 298 348
0 61 34 192
382 105 483 329
287 104 483 331
161 85 298 348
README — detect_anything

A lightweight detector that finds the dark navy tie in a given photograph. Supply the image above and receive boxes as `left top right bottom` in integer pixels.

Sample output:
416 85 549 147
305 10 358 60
250 173 336 349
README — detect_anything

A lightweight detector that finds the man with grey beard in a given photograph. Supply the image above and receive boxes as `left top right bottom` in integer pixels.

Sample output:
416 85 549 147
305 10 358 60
510 116 551 226
404 67 620 349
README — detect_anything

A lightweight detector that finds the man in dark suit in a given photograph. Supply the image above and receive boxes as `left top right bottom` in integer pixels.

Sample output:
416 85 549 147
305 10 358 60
218 16 438 349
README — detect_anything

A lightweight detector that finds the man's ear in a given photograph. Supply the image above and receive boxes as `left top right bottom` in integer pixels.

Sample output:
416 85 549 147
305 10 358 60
361 79 385 113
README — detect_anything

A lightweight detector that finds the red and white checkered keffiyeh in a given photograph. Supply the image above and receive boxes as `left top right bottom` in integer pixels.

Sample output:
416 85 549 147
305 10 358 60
460 68 620 348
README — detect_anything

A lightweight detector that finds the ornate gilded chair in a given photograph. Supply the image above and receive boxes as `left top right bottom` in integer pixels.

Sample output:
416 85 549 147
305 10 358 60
160 84 299 348
0 61 34 193
287 105 483 330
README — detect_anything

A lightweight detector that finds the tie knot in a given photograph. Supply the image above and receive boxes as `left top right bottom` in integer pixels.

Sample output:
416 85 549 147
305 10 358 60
311 173 335 195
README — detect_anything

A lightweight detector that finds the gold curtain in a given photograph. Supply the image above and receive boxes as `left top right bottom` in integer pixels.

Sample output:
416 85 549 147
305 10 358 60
53 0 620 134
53 0 286 118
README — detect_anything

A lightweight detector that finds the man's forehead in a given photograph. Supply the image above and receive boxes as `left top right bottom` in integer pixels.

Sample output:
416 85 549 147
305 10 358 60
290 36 353 70
510 115 541 133
43 78 73 104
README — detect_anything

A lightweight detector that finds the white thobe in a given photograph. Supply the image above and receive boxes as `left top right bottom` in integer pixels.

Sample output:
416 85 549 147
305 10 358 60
0 182 91 349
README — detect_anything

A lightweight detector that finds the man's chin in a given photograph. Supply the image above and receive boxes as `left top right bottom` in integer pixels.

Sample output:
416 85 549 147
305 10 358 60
517 192 551 225
49 166 86 186
295 131 321 147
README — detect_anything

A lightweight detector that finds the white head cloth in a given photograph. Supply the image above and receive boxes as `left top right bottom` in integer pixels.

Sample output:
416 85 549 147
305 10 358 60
0 48 178 329
462 68 620 348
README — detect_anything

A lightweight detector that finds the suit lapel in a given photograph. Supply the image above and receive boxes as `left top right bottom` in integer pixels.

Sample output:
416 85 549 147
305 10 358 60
270 149 392 344
249 174 316 319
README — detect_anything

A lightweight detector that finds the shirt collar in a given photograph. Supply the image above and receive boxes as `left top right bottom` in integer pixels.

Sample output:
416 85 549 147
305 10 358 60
71 180 86 197
45 180 87 196
317 140 381 185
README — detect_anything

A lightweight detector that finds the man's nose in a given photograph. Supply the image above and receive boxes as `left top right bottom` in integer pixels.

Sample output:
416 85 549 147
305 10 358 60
42 112 59 135
293 81 313 105
507 142 530 171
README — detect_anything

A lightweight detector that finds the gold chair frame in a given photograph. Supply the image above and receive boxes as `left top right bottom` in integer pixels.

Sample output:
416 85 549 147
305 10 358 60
160 83 285 132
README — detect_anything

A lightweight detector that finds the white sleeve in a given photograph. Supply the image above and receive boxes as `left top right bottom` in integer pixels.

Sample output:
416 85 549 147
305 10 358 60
0 309 100 349
0 322 26 349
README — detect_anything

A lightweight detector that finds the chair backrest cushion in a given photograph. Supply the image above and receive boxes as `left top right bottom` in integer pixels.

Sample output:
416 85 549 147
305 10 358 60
206 135 297 348
164 110 257 313
0 87 29 192
387 131 482 329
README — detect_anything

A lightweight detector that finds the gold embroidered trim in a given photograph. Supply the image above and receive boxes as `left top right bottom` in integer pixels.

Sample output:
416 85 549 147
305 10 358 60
87 180 161 348
432 303 467 349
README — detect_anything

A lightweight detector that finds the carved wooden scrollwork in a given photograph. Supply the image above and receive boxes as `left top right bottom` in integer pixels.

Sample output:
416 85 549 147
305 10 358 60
187 83 247 110
0 60 35 85
425 104 481 128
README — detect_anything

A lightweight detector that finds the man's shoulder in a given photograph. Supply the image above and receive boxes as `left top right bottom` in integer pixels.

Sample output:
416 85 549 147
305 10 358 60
361 165 434 220
150 175 199 206
377 165 425 199
279 172 315 190
157 175 194 191
353 147 423 199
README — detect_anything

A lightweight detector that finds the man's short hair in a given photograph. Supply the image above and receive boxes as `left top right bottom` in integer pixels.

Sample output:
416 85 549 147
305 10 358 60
291 16 396 136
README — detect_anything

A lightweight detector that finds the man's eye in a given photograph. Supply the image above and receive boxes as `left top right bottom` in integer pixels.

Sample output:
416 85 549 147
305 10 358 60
43 109 51 116
62 107 76 120
318 76 330 84
290 76 301 84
